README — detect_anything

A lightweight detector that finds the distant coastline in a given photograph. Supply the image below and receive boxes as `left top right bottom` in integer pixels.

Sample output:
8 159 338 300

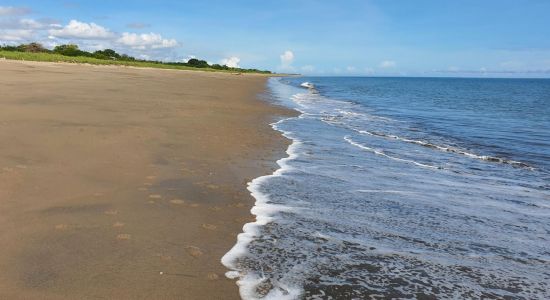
0 42 273 74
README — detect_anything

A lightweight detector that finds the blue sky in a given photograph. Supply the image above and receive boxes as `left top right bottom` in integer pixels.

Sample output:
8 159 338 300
1 0 550 77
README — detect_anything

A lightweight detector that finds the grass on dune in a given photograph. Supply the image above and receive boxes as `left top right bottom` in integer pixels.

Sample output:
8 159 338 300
0 50 252 73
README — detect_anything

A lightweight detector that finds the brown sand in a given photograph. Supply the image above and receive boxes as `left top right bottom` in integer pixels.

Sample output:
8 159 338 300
0 60 292 299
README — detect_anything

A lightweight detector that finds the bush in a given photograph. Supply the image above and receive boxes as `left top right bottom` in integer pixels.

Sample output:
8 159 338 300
53 44 89 57
211 64 229 70
93 49 121 60
0 45 21 52
21 43 49 53
187 58 209 68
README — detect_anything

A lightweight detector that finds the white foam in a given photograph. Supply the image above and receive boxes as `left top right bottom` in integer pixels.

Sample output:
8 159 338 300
356 189 420 195
357 129 533 170
221 116 304 299
344 136 441 169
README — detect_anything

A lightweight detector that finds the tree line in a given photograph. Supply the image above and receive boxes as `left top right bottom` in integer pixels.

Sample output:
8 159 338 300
0 42 271 73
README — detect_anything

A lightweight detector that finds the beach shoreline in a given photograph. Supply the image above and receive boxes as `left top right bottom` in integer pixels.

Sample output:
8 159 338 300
0 60 294 299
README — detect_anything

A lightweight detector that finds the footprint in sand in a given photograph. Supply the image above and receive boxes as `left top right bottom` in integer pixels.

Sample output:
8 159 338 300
201 224 217 230
104 210 118 215
185 246 203 258
116 233 131 240
169 199 185 205
149 194 162 199
206 273 219 280
113 222 125 228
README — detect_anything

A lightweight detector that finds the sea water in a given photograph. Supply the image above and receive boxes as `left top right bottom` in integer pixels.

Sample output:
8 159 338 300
223 77 550 299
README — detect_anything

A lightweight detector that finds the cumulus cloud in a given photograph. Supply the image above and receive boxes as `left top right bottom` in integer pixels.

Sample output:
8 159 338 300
220 56 240 68
0 29 34 41
0 13 180 61
117 32 178 49
379 60 396 68
48 20 114 39
346 66 357 72
280 50 294 65
0 6 31 16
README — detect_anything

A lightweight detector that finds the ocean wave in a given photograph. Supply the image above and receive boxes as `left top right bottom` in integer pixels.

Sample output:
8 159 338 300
344 136 442 169
356 129 534 170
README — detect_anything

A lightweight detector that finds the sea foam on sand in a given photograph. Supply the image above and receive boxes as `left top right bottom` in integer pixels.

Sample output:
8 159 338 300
221 117 303 300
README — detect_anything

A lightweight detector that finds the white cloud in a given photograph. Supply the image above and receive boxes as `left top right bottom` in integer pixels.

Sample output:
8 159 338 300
117 32 178 49
0 14 179 61
0 6 31 16
346 66 356 72
280 50 294 66
278 50 295 71
0 29 33 41
48 20 114 40
379 60 396 68
0 17 60 31
220 56 240 68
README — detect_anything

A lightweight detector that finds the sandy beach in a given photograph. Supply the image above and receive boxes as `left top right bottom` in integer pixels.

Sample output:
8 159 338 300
0 60 291 299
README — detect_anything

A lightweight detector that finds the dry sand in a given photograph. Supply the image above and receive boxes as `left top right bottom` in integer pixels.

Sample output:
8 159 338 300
0 60 292 299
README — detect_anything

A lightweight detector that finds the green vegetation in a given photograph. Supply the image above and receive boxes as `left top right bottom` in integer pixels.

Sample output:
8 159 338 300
0 42 272 74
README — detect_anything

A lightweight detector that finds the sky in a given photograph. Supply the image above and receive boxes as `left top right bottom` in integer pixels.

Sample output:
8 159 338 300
1 0 550 77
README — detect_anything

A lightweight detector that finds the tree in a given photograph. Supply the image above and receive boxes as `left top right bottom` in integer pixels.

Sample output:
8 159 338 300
20 42 48 53
53 44 85 56
93 48 121 60
211 64 229 70
187 58 209 68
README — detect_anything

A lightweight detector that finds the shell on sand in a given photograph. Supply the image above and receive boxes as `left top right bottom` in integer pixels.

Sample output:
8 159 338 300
206 184 219 190
185 246 203 258
113 222 125 228
169 199 185 205
116 233 131 240
206 273 219 280
201 224 217 230
54 224 68 230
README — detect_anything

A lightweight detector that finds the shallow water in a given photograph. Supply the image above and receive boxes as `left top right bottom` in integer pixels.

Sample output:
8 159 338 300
223 77 550 299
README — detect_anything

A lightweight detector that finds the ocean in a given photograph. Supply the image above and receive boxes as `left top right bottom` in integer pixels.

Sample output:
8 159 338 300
222 77 550 299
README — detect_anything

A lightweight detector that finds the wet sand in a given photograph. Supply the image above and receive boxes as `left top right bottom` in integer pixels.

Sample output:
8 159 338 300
0 60 291 299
